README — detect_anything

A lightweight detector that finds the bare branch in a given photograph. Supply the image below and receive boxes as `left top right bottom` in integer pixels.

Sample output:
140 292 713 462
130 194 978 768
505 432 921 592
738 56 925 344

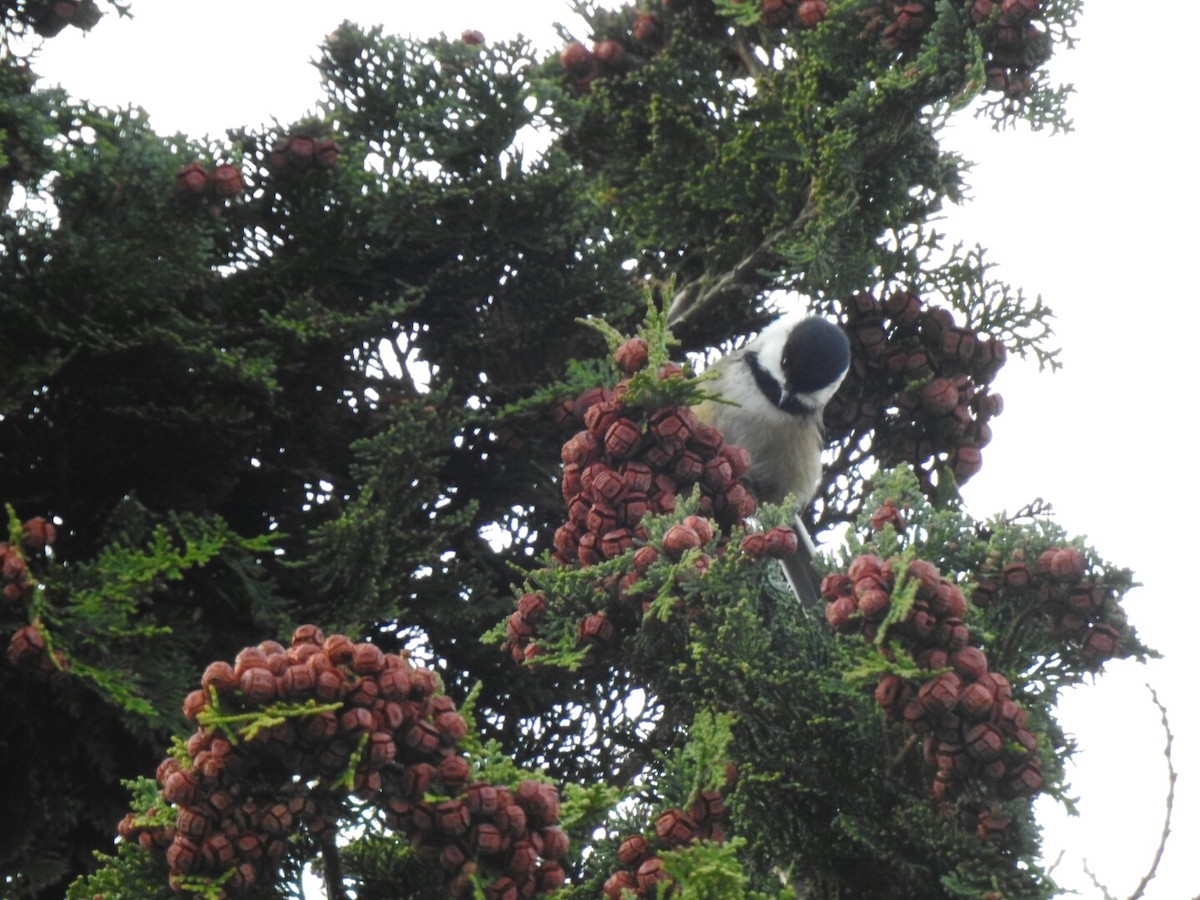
1081 858 1119 900
666 196 817 331
1044 849 1065 879
1128 684 1177 900
1079 684 1177 900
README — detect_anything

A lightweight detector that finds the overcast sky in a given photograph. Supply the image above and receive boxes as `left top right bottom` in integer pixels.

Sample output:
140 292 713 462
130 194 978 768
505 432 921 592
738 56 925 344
31 2 1200 897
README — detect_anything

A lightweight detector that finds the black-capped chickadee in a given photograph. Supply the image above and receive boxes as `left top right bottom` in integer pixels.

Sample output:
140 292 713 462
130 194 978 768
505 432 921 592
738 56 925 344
695 313 851 604
695 313 851 510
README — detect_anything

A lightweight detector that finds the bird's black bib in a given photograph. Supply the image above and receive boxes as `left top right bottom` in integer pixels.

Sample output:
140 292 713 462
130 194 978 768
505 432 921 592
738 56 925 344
746 351 817 416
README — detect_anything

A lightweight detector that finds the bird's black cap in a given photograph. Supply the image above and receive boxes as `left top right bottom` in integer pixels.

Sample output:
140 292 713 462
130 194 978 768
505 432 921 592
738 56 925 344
780 318 851 394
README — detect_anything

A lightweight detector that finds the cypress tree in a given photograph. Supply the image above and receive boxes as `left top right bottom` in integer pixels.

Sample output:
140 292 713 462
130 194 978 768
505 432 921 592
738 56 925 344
0 1 1154 897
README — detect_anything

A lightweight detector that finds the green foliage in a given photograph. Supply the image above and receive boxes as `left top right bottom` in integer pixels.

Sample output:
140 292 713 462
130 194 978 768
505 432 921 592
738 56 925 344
662 709 736 802
65 840 174 900
198 697 344 744
337 828 441 900
560 780 625 842
916 239 1061 371
660 838 795 900
26 503 282 728
301 389 478 632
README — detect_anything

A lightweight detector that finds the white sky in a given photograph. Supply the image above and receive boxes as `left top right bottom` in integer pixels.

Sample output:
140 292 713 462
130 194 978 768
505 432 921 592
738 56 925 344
31 2 1200 897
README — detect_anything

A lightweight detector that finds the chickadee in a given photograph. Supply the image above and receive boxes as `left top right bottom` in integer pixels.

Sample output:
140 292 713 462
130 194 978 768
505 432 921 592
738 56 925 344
696 313 850 604
695 313 851 510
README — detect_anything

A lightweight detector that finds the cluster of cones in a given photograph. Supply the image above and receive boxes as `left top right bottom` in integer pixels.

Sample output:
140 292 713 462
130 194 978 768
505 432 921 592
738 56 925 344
826 289 1006 495
758 0 830 29
823 551 1043 824
121 626 568 897
558 0 1051 96
2 516 63 676
602 777 732 897
553 338 757 570
174 134 338 203
267 134 340 173
973 545 1124 668
174 162 246 200
972 0 1052 99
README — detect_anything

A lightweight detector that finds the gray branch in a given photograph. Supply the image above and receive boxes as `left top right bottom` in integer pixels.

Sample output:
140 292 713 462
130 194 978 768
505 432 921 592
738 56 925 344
1128 684 1178 900
666 195 817 331
1080 684 1181 900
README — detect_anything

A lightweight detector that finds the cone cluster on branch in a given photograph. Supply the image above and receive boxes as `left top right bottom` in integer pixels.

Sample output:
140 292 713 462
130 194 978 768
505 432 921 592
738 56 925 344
557 0 825 91
121 626 568 897
506 512 797 667
1 528 34 605
174 162 246 200
603 779 732 898
559 38 635 90
822 550 1043 822
30 0 99 38
974 546 1124 668
267 134 340 173
558 0 828 92
860 1 934 51
861 0 1048 96
758 0 829 29
971 0 1052 99
3 516 61 674
825 289 1005 495
553 339 757 569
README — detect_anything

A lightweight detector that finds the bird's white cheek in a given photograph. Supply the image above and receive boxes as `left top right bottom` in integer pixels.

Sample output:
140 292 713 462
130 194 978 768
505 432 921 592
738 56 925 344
798 378 846 410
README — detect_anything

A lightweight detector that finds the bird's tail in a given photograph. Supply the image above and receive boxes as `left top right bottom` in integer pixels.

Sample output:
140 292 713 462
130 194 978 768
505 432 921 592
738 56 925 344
779 514 823 606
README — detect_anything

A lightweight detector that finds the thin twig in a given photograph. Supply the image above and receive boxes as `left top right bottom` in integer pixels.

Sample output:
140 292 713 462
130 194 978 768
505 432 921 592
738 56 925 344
886 732 919 776
1080 858 1118 900
1128 684 1177 900
1044 849 1065 879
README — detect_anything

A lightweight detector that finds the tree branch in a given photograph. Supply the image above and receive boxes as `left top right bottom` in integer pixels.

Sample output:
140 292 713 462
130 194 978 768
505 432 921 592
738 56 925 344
1128 684 1177 900
666 195 818 332
321 832 349 900
731 34 763 79
1044 849 1065 879
1080 684 1178 900
886 732 919 777
1080 859 1118 900
666 95 934 335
